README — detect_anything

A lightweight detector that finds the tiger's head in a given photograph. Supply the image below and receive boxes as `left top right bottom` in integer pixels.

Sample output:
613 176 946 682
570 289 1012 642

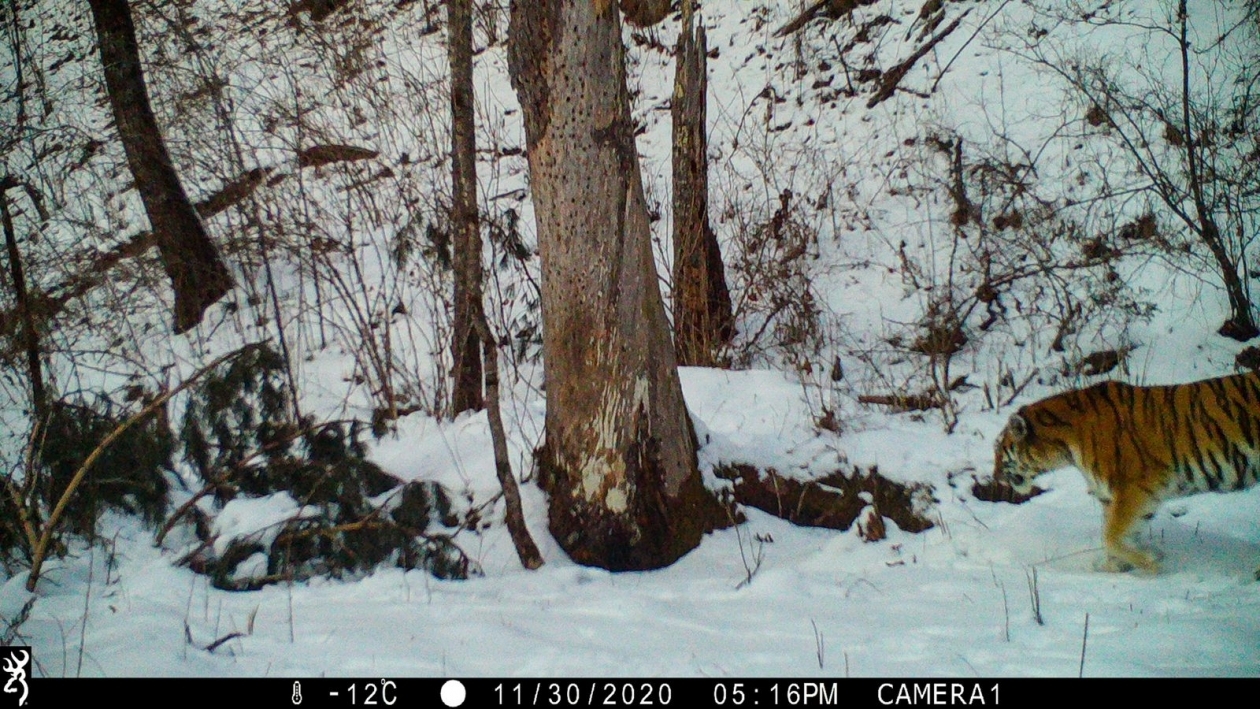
993 411 1063 494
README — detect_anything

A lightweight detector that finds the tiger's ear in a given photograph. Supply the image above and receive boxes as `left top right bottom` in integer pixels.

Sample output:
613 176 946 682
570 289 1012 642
1009 413 1030 441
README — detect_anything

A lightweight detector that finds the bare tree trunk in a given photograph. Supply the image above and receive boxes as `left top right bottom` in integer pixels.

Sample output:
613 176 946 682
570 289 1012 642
476 317 544 570
0 182 44 424
87 0 232 334
449 0 485 415
1176 0 1256 341
449 0 542 569
509 0 725 570
672 0 734 366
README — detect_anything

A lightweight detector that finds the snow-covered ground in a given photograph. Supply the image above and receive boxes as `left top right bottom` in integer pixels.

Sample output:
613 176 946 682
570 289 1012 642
7 361 1260 678
2 0 1258 679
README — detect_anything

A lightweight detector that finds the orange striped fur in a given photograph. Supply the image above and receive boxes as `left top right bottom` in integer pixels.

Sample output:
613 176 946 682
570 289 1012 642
994 372 1260 574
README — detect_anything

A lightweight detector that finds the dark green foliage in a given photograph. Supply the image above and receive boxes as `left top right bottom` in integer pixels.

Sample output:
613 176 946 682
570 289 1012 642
178 344 474 590
179 343 292 490
389 482 468 578
202 538 266 590
408 535 473 580
390 480 456 531
262 484 470 587
192 470 476 590
37 396 173 537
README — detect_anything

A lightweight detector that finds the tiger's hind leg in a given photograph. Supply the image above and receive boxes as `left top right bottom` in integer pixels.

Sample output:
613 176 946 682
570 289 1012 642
1098 490 1161 574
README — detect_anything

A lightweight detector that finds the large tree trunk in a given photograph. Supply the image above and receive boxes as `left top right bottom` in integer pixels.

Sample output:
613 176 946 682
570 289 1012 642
671 0 734 367
88 0 232 334
508 0 724 570
448 0 485 415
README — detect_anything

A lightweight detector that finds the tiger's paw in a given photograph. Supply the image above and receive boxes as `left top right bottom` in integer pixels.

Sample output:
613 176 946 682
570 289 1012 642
1095 556 1133 573
1098 550 1160 574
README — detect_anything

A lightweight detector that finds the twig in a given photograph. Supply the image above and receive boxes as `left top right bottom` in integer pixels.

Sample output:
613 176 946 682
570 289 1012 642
733 520 764 590
811 619 825 669
154 483 219 547
929 0 1011 95
1000 369 1039 408
1000 580 1010 642
272 515 388 545
204 631 244 653
1026 567 1043 626
1078 612 1090 678
77 544 93 676
0 596 35 646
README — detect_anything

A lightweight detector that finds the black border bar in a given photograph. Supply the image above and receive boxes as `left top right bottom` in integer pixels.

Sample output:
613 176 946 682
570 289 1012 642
26 677 1258 707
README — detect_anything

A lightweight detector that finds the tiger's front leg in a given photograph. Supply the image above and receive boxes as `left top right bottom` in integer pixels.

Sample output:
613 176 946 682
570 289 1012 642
1098 490 1160 574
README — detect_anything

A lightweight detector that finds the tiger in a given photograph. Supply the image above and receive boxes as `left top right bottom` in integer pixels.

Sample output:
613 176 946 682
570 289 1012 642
993 371 1260 575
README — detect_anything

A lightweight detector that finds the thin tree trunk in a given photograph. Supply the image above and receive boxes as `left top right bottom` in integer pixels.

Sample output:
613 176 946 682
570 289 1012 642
476 317 544 570
87 0 232 334
509 0 725 571
672 0 734 366
449 0 542 570
1176 0 1256 340
449 0 485 415
0 184 45 424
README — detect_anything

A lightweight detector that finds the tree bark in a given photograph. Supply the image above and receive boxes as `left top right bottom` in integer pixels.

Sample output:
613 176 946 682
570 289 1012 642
87 0 232 335
448 0 543 570
1176 0 1257 341
476 316 545 570
449 0 485 414
0 184 45 424
508 0 724 570
616 0 671 27
671 0 734 367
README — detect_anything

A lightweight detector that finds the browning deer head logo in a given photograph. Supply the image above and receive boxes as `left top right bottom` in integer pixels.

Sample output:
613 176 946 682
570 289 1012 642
2 649 28 707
